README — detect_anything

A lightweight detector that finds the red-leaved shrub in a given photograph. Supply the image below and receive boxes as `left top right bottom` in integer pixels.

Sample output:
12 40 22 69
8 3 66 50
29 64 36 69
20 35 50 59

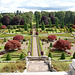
36 32 38 35
48 35 57 41
4 40 21 51
41 51 44 55
30 31 33 35
13 35 24 41
72 25 75 29
0 25 7 29
53 39 71 50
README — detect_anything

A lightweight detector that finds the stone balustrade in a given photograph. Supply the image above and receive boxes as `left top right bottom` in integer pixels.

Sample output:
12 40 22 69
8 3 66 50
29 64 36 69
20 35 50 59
69 59 75 75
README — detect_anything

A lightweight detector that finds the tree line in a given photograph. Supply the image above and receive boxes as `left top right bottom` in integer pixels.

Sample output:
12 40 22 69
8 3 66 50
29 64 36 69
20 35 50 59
0 10 75 27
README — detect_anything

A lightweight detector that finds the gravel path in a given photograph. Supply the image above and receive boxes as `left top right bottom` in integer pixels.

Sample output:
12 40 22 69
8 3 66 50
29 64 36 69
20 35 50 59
33 29 38 56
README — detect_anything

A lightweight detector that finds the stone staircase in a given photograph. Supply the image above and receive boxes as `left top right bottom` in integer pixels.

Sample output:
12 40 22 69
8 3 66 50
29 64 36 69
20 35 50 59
28 61 49 72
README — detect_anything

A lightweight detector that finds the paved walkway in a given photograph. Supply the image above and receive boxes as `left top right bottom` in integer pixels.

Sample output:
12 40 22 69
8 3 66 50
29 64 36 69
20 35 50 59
28 61 49 72
33 29 38 56
27 29 51 72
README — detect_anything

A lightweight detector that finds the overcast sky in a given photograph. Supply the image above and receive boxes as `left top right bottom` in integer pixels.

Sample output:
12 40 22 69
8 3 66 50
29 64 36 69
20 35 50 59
0 0 75 13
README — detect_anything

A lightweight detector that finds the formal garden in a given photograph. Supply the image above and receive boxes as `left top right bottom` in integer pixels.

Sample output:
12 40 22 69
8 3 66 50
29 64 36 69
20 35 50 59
0 11 75 72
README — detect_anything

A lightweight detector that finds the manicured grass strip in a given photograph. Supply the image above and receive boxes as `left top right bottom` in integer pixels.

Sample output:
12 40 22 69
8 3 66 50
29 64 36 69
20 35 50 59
0 34 17 38
36 36 41 56
39 40 43 50
51 60 70 71
52 33 72 37
28 40 30 51
31 36 33 56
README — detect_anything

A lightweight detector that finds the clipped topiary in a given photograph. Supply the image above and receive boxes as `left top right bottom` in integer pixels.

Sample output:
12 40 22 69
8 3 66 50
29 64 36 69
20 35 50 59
61 53 66 59
20 53 25 59
48 53 52 58
36 32 38 35
4 38 6 42
50 43 53 47
73 52 75 59
41 51 44 55
30 31 33 35
21 41 23 44
6 54 11 60
42 42 44 45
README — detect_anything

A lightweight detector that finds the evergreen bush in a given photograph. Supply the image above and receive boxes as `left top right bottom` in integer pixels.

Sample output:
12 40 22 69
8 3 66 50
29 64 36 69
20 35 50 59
6 54 11 60
4 38 6 42
48 53 52 58
73 52 75 58
20 53 25 59
61 53 66 59
50 43 53 47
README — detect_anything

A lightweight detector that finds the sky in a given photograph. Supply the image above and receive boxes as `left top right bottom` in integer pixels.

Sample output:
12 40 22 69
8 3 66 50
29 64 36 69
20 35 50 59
0 0 75 13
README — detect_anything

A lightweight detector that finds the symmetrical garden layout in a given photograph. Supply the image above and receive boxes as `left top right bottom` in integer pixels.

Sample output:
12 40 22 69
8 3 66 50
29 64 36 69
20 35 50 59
0 12 75 74
0 25 75 73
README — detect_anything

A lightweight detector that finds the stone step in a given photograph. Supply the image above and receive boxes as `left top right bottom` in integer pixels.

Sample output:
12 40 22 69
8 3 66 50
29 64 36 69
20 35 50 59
28 62 49 72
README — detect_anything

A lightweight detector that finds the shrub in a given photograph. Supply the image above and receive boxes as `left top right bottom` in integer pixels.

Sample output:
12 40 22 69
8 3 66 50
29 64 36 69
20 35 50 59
28 51 31 55
6 54 11 60
48 35 57 41
42 42 44 45
26 42 28 45
48 53 52 58
73 52 75 58
21 41 23 44
20 53 25 59
47 40 49 43
72 25 75 29
50 43 53 47
13 35 24 42
4 40 21 51
0 25 7 29
53 39 71 50
8 30 10 33
30 31 33 35
23 39 26 41
13 26 17 29
36 32 38 35
59 38 60 39
41 51 44 55
11 27 13 30
61 53 66 59
12 31 14 33
4 38 6 42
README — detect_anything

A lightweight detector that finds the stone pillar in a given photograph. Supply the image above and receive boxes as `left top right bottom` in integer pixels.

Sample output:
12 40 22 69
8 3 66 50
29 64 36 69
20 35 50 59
48 57 51 65
69 59 75 75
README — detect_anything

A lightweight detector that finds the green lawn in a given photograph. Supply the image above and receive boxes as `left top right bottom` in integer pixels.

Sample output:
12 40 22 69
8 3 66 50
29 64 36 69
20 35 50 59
51 33 72 37
0 63 9 69
0 34 17 38
0 45 4 52
51 60 70 71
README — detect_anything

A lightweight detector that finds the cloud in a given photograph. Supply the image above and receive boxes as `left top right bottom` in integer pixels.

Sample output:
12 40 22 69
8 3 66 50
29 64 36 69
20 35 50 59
0 0 75 13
